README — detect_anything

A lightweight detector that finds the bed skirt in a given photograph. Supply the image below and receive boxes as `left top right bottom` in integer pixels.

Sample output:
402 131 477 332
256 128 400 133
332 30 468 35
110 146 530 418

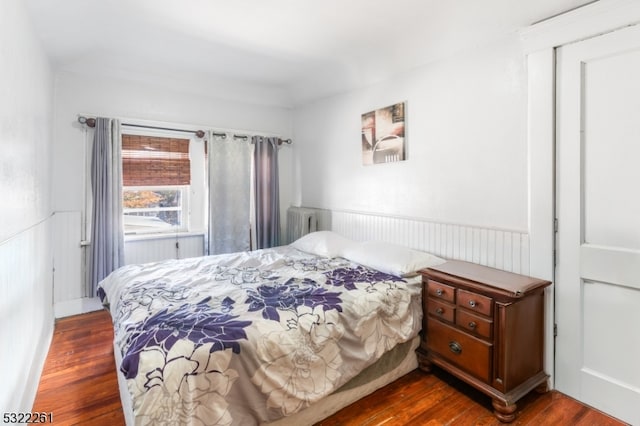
114 337 420 425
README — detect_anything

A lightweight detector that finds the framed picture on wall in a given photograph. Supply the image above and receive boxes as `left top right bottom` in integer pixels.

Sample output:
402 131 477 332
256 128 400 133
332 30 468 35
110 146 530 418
361 101 406 165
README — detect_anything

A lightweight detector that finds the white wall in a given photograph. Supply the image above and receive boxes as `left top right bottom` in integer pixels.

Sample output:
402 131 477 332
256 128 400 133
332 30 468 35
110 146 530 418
293 36 529 232
0 0 54 413
51 71 294 311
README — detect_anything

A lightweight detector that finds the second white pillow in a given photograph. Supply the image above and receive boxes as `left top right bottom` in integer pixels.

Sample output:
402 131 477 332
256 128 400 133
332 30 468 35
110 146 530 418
342 240 446 277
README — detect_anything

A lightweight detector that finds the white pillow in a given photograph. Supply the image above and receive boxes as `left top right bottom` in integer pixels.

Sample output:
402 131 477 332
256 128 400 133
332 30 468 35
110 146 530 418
290 231 355 258
342 241 446 277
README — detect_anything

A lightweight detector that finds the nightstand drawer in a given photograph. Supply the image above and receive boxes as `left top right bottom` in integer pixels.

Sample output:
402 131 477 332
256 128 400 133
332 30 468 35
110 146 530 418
456 309 492 340
457 289 492 317
427 298 455 323
427 320 492 383
427 280 455 303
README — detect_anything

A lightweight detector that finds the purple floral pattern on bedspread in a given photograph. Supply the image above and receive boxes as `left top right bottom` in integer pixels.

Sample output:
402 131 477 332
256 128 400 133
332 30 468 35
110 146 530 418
121 297 251 380
246 278 343 321
324 265 404 290
98 246 422 425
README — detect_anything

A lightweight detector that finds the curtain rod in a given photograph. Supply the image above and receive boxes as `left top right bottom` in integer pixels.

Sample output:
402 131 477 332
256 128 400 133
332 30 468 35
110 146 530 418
212 131 292 145
211 132 249 141
123 123 206 139
78 116 292 145
78 116 206 138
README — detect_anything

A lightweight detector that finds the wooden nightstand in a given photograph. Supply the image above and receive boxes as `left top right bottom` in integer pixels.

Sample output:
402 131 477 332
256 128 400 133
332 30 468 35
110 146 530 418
417 260 551 423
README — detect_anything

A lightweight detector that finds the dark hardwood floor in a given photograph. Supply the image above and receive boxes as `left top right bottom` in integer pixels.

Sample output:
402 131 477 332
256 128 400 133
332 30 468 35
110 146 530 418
33 310 626 425
33 310 125 425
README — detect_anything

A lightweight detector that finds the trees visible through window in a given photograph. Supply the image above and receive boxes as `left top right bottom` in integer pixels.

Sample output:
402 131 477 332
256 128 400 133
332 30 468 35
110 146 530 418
122 134 191 234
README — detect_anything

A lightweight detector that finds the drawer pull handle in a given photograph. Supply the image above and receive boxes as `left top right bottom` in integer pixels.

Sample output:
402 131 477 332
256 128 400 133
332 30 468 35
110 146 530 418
468 300 477 308
468 321 477 329
436 307 444 315
449 341 462 355
435 289 443 296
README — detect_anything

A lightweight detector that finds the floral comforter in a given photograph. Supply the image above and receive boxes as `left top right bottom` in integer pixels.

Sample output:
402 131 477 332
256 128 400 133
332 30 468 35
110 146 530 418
98 246 422 426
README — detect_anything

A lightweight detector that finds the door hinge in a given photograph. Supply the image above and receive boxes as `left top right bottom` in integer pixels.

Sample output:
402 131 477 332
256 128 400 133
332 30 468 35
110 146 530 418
554 323 558 337
554 218 559 233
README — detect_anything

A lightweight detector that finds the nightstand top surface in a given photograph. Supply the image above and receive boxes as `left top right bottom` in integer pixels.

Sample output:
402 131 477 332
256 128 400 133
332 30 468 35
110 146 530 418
423 260 550 296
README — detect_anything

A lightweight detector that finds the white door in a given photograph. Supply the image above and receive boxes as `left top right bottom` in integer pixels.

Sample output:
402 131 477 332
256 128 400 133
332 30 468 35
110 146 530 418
555 24 640 425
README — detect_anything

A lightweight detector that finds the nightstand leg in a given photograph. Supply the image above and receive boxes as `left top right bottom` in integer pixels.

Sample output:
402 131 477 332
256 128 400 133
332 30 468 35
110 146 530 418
535 381 549 394
416 348 432 372
492 399 517 423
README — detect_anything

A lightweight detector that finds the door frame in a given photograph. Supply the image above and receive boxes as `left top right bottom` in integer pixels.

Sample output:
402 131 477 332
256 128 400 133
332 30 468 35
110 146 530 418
521 0 640 390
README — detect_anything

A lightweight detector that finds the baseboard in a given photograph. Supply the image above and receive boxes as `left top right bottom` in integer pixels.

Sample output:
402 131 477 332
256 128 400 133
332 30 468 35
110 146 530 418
54 297 104 318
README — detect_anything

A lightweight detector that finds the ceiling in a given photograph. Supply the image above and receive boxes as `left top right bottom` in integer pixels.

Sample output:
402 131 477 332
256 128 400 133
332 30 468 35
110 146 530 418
24 0 594 106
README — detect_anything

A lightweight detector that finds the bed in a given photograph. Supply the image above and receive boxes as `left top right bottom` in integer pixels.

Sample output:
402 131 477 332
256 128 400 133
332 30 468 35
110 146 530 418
98 231 445 425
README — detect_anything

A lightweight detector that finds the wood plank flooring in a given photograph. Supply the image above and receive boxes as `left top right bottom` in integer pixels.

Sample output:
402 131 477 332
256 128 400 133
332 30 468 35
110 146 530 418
33 310 125 425
33 310 626 425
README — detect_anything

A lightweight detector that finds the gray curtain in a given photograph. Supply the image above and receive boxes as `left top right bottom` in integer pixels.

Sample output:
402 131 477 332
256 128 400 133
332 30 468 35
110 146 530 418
208 134 252 254
253 136 280 249
88 117 124 296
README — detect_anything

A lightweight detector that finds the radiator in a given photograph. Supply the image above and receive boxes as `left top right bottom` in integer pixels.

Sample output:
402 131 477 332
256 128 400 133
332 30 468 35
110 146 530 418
286 207 318 243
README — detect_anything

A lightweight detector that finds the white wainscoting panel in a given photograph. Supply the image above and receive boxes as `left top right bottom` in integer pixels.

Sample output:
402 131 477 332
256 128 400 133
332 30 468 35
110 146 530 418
305 208 530 275
125 233 205 265
52 211 83 303
0 218 54 412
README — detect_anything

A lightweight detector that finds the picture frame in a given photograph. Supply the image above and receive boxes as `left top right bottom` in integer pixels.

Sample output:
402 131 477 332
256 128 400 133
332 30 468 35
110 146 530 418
361 101 406 165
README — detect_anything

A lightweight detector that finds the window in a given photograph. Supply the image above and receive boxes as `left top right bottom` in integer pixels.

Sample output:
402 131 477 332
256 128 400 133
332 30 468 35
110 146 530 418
122 134 191 234
123 186 188 233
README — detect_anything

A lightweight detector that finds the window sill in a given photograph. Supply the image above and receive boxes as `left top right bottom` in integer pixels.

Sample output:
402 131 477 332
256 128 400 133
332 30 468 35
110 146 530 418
124 231 205 242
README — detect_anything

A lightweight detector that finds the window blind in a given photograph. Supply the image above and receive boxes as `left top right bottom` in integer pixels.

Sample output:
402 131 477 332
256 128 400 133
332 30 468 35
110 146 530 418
122 135 190 186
